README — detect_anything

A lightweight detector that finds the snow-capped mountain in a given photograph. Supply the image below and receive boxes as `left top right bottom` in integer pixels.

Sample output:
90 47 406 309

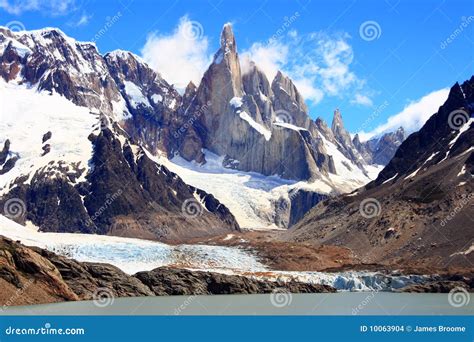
353 127 405 166
0 24 404 232
288 77 474 267
0 77 239 240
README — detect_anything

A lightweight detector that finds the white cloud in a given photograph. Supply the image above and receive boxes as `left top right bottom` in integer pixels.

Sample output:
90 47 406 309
241 31 371 106
357 88 450 141
72 12 91 27
0 0 77 15
351 93 373 107
241 40 288 82
141 16 212 91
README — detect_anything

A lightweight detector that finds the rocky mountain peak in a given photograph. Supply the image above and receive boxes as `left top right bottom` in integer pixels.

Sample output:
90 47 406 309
271 70 309 127
220 23 236 53
395 126 405 138
352 133 362 145
331 108 344 130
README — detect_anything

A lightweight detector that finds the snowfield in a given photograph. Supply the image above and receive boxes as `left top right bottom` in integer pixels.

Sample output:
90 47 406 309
0 215 429 291
0 80 98 195
149 149 380 229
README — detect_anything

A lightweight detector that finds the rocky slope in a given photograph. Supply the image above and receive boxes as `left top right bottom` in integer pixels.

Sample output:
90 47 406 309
0 236 335 307
286 77 474 268
0 119 239 240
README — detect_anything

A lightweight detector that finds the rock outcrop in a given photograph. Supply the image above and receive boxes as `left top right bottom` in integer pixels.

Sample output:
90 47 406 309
0 125 240 241
0 236 335 307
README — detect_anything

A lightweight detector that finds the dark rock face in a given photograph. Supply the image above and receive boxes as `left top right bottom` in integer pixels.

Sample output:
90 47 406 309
175 25 370 181
331 109 364 168
369 77 473 188
0 139 18 175
287 77 474 269
400 280 473 293
0 127 239 241
135 267 335 295
104 51 182 154
288 189 327 227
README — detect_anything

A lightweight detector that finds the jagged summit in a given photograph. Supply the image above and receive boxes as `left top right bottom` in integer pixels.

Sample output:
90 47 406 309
331 108 344 129
220 22 236 51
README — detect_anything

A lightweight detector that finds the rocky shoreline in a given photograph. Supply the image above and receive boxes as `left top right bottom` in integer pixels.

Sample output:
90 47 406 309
0 236 335 308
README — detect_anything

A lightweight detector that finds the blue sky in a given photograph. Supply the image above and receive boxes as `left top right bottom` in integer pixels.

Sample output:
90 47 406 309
0 0 473 139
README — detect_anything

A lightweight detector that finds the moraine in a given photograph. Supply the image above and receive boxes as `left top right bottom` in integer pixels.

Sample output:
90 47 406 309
0 215 430 292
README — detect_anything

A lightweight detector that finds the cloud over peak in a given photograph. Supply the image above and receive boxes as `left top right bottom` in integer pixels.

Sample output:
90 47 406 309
141 16 212 91
356 88 450 141
241 31 372 106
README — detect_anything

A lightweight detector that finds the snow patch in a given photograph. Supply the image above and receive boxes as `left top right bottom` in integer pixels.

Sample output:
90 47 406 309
123 81 151 108
239 111 272 141
0 80 96 194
